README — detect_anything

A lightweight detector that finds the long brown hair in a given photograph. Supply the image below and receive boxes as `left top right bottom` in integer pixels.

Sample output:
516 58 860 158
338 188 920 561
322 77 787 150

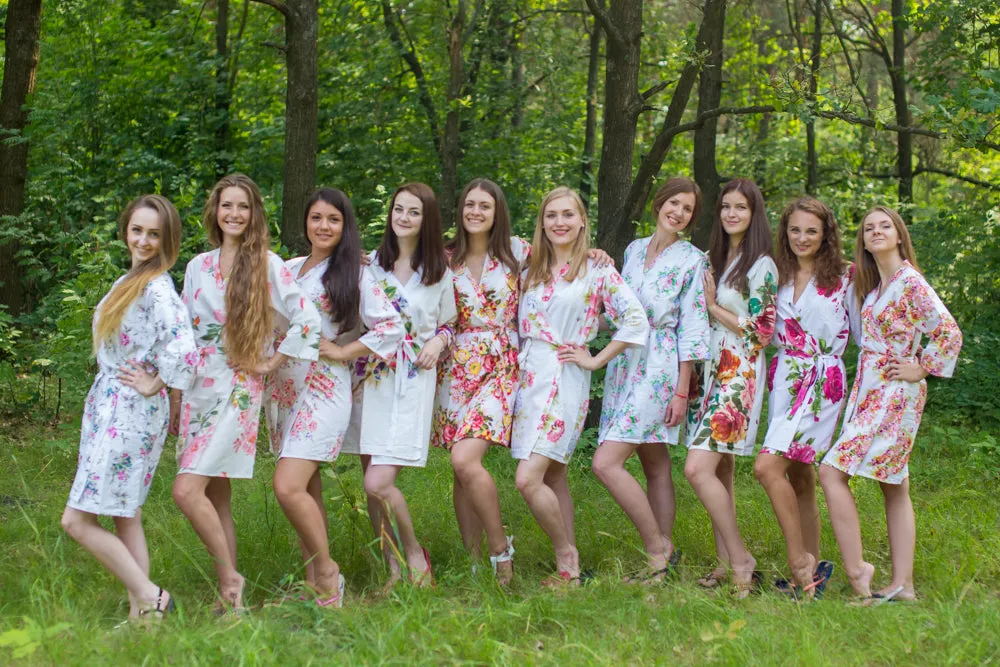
93 195 182 352
708 178 773 294
775 196 845 290
651 177 702 232
304 188 362 332
524 186 591 290
854 205 920 307
376 183 448 285
448 178 519 274
204 173 273 370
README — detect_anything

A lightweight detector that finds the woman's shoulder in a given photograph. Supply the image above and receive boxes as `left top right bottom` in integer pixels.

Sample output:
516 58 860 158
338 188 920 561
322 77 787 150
750 254 778 276
510 236 531 263
677 240 709 264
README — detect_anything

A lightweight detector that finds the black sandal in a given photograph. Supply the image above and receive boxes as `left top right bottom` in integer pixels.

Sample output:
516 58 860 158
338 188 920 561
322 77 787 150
139 588 175 620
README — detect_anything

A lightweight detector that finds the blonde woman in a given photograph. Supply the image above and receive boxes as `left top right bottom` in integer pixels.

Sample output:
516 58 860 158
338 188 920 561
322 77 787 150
61 195 197 621
511 186 648 585
172 174 321 611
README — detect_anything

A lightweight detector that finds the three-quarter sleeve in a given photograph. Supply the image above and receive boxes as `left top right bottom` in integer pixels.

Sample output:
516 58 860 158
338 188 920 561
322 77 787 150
433 269 459 346
600 266 649 347
181 257 197 319
268 253 321 361
739 257 778 353
904 274 963 378
358 266 405 360
677 256 712 362
148 276 198 391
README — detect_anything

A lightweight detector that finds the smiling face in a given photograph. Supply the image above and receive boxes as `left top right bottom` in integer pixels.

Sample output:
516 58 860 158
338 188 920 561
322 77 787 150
862 210 901 257
542 195 585 250
216 186 251 242
125 206 163 266
306 199 344 256
462 187 496 237
657 191 697 235
391 190 424 241
720 190 752 242
787 209 824 261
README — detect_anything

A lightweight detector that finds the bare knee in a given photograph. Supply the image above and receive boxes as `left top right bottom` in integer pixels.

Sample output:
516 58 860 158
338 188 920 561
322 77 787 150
273 472 300 506
591 449 617 486
683 458 706 486
753 455 784 487
363 472 392 500
61 507 85 539
172 477 200 511
451 449 483 487
787 465 816 496
515 467 538 497
817 464 845 492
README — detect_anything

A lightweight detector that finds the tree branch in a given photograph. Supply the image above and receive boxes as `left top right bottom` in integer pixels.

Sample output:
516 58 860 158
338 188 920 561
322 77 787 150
584 0 622 47
915 167 1000 191
248 0 288 19
640 79 674 101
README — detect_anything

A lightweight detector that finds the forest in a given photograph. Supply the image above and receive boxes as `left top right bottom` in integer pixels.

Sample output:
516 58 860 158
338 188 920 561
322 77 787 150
1 1 999 663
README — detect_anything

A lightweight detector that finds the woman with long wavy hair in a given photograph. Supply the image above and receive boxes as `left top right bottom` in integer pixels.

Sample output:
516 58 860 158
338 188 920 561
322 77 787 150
172 174 320 611
61 194 197 622
266 188 403 607
684 178 777 598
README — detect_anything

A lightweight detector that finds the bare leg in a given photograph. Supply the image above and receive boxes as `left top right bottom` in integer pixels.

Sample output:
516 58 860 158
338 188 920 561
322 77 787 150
298 469 327 588
172 474 244 605
452 475 484 557
788 463 821 561
274 458 340 596
61 508 163 611
451 439 508 555
515 454 578 577
360 455 400 584
878 478 916 600
544 463 576 547
592 441 668 570
113 509 151 617
363 464 429 584
754 453 816 588
637 443 676 553
818 464 874 597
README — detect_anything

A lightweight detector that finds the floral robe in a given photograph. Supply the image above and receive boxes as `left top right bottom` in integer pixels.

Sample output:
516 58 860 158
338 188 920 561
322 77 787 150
177 250 320 478
344 252 457 467
686 255 778 456
599 238 711 446
68 274 197 517
511 261 649 463
823 261 962 483
762 268 853 464
266 258 404 462
433 237 530 449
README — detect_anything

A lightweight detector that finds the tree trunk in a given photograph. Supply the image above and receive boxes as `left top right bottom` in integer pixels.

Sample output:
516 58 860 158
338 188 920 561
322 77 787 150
280 0 318 253
890 0 912 209
805 0 822 194
691 0 726 249
0 0 43 314
440 3 467 229
214 0 232 181
580 8 603 209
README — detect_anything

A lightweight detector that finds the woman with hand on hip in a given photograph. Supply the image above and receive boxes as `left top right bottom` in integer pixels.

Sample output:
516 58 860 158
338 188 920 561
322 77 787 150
172 174 321 612
62 194 197 621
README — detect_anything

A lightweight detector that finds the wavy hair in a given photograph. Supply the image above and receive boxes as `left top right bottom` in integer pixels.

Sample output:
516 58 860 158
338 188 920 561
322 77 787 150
651 177 702 233
376 182 448 285
448 178 520 274
524 186 591 290
93 195 182 352
304 188 362 332
203 173 273 370
775 196 846 290
708 178 773 294
854 205 920 307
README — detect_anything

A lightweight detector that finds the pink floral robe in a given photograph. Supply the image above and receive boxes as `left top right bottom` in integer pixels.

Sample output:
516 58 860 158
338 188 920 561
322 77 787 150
823 261 962 483
686 255 778 456
761 267 854 464
68 274 197 517
511 261 648 463
177 250 320 478
266 258 404 463
432 237 531 449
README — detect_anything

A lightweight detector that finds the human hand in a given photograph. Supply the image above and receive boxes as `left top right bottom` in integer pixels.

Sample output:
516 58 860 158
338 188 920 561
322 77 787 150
703 272 717 308
885 360 927 382
664 394 688 427
319 337 345 362
117 360 164 397
557 344 599 371
415 336 446 369
588 248 615 269
246 353 286 376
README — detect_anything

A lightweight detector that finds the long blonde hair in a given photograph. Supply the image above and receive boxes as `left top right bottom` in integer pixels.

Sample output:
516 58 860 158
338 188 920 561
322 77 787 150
93 195 182 352
204 174 273 370
524 187 591 290
854 205 920 307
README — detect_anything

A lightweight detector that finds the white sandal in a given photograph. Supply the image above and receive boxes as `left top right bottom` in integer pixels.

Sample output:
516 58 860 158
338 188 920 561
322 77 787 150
490 535 515 579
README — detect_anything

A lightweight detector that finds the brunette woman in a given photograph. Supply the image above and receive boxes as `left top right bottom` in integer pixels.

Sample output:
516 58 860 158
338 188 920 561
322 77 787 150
172 174 321 611
62 194 197 621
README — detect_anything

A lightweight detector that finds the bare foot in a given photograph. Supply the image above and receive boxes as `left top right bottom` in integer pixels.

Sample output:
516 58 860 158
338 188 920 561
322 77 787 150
314 563 342 599
733 555 758 599
697 564 729 588
790 553 818 591
848 561 875 598
554 546 580 580
495 558 514 587
217 575 246 613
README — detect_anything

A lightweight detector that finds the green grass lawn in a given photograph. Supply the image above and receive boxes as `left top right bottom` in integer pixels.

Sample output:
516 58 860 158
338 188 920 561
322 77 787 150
1 404 998 665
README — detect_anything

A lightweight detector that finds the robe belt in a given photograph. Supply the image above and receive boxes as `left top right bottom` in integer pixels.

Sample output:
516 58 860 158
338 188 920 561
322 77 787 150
394 334 420 397
786 351 842 417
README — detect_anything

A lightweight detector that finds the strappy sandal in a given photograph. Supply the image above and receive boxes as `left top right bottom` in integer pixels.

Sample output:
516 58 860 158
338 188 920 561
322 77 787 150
138 588 175 622
316 574 346 609
410 546 434 588
733 571 764 600
541 569 580 588
625 549 682 585
697 566 728 589
490 536 515 585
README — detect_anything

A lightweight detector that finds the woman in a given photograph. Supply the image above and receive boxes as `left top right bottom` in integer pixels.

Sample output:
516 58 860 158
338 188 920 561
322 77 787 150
61 194 196 621
594 177 711 583
684 178 776 597
819 206 962 603
350 182 457 588
756 197 851 598
512 186 648 585
267 188 404 607
172 174 321 611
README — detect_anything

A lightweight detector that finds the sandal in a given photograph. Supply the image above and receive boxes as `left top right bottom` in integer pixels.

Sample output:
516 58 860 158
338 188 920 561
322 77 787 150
697 566 728 589
316 574 346 609
813 560 835 600
541 569 580 588
625 549 682 585
411 546 434 588
490 535 515 585
214 577 247 616
138 588 175 621
733 571 764 600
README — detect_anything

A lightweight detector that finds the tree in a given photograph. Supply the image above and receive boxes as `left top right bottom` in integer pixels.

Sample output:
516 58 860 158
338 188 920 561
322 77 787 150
0 0 43 314
692 0 726 248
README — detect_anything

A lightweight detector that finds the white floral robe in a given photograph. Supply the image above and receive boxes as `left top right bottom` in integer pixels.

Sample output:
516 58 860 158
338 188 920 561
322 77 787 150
686 255 778 456
823 261 962 483
343 252 457 467
177 250 320 478
511 261 649 463
599 238 711 446
266 258 404 462
433 237 530 449
762 268 854 464
68 274 197 517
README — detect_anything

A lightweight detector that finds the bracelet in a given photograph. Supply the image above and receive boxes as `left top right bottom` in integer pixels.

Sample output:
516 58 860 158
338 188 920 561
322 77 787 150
673 392 689 400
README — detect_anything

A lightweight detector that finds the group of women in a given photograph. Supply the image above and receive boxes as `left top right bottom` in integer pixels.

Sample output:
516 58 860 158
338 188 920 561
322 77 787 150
59 171 963 621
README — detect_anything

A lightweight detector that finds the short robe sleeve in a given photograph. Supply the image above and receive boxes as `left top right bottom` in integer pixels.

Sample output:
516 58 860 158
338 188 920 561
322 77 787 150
739 256 778 353
677 254 711 362
357 265 405 360
600 265 649 347
147 275 198 391
268 253 321 361
903 274 963 378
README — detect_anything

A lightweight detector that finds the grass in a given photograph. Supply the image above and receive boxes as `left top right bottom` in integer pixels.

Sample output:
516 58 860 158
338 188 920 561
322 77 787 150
1 395 999 665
